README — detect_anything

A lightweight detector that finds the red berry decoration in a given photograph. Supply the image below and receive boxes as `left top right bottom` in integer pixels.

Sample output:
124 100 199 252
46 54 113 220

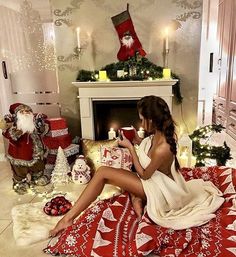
43 195 72 216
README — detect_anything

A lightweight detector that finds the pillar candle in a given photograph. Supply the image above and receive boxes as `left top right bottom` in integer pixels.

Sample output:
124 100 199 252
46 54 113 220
163 68 171 79
137 127 145 138
179 153 188 167
76 27 81 49
99 70 107 81
108 128 116 140
191 156 197 167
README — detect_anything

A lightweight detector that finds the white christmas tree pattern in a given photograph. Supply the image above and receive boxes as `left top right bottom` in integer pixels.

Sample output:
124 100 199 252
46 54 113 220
51 146 70 185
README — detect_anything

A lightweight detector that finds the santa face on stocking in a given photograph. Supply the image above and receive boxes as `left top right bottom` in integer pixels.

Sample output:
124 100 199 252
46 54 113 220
121 31 134 49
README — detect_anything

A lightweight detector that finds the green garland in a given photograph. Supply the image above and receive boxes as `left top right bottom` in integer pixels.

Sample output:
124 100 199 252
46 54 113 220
189 124 232 166
76 56 183 104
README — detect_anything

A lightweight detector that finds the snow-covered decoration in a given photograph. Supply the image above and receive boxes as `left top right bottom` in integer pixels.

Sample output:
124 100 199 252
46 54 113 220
51 146 70 185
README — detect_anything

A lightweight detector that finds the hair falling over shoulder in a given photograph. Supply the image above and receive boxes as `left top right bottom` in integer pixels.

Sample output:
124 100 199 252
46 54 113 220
137 95 180 171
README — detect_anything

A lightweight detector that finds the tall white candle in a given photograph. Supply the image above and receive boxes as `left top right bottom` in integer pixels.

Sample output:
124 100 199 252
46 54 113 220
165 28 169 51
179 152 188 167
108 128 116 140
76 27 81 49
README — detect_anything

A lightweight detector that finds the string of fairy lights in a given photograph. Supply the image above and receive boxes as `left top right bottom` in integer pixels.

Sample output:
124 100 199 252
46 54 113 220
189 124 232 166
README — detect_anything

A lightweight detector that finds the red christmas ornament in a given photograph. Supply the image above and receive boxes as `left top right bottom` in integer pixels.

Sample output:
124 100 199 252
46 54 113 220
43 195 72 216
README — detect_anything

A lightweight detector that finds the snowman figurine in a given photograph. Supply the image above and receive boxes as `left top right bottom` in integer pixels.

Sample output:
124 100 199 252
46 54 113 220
71 155 91 184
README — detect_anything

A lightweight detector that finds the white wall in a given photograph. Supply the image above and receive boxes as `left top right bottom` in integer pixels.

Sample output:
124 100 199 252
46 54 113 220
198 0 219 126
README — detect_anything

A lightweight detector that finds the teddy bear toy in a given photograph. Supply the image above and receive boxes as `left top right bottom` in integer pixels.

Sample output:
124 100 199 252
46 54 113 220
71 155 91 184
43 196 72 216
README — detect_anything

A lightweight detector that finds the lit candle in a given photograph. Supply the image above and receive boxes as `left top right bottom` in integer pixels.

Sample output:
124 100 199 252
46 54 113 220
137 127 145 138
179 152 188 167
76 27 81 49
165 27 169 51
108 128 116 140
191 156 197 167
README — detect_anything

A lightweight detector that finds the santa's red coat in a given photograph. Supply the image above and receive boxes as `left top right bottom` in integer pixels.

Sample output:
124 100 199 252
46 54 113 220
3 128 45 167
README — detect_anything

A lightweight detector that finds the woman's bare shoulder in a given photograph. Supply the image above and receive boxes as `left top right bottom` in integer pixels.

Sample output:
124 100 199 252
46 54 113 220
152 142 173 161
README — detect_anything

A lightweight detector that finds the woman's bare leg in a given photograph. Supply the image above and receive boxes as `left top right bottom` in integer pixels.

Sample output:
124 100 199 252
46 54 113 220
49 166 145 237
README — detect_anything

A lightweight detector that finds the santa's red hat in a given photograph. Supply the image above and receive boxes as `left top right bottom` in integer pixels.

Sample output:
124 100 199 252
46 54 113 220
9 103 32 114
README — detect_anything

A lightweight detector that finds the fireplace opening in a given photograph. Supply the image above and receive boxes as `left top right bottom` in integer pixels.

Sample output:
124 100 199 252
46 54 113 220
93 100 141 140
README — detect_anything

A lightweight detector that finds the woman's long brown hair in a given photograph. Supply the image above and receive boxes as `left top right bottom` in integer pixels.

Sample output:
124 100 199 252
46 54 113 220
137 95 180 171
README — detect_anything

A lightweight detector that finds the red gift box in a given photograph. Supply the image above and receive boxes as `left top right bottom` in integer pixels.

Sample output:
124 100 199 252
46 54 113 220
46 154 57 164
43 134 72 149
45 118 68 130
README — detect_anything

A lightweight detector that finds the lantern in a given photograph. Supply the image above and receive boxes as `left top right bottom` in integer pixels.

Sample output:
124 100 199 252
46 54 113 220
178 134 193 168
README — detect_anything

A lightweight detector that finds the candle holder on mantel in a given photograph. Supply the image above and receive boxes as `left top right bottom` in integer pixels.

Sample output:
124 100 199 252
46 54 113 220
164 48 169 68
163 49 171 79
73 46 83 59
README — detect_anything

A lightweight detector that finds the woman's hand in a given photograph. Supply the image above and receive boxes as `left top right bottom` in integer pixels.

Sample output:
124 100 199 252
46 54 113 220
117 131 133 150
131 126 143 145
49 217 74 238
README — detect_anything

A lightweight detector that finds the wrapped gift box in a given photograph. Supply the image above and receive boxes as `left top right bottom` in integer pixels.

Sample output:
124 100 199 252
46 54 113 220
48 144 80 157
45 118 68 130
46 128 68 138
45 163 54 170
45 154 57 165
43 134 72 149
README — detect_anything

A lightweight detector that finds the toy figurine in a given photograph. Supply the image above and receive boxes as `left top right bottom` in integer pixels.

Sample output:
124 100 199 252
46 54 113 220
71 155 91 184
2 103 49 194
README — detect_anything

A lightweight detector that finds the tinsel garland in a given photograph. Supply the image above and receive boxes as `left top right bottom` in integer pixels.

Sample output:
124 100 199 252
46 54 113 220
189 124 232 166
76 56 183 104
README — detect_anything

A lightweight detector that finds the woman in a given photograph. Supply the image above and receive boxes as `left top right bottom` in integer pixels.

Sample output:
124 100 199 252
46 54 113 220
49 95 224 237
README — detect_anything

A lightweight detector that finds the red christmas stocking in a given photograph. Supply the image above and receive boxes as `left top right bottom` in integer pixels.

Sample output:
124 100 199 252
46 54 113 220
111 6 146 61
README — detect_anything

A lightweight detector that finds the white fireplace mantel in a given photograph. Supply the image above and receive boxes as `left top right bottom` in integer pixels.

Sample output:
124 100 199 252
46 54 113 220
73 79 178 139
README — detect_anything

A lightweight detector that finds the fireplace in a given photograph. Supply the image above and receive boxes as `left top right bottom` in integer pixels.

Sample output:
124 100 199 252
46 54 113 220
93 99 140 140
73 80 177 139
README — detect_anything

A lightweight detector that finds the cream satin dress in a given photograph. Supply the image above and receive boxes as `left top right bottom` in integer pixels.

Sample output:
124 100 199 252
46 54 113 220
138 136 225 230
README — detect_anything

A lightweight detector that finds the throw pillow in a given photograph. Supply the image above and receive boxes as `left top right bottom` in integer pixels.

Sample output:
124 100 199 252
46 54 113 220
81 139 118 174
100 146 133 171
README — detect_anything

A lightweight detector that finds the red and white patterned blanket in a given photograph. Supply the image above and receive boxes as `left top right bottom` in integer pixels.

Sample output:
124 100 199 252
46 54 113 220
44 166 236 257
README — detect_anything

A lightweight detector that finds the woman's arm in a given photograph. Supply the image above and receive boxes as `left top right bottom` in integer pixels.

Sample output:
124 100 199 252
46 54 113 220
118 135 172 180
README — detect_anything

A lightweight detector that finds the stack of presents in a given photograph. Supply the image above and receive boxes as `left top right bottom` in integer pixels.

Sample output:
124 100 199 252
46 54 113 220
43 118 79 177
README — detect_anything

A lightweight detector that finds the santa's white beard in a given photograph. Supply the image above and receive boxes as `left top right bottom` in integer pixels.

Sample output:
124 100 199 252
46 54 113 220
121 36 134 48
16 112 35 134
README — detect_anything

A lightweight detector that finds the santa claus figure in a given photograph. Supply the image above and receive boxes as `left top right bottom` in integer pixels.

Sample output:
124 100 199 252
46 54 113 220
2 103 49 194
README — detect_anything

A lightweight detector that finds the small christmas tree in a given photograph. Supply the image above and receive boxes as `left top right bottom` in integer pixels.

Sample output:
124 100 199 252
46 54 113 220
51 146 70 185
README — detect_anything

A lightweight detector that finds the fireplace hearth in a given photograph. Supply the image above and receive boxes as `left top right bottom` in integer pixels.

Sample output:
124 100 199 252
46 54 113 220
73 80 177 139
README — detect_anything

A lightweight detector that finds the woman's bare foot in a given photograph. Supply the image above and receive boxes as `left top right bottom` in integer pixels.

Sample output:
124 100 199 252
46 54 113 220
131 196 143 221
49 218 73 237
